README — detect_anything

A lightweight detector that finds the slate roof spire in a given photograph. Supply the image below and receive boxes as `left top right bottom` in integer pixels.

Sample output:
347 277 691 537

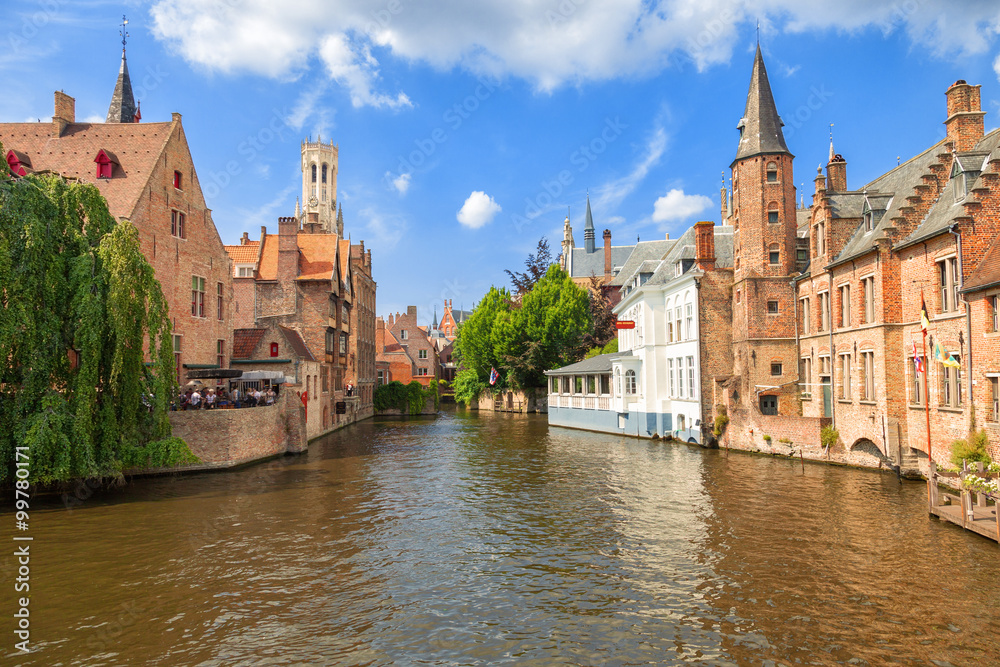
106 16 136 123
733 43 790 164
584 192 596 253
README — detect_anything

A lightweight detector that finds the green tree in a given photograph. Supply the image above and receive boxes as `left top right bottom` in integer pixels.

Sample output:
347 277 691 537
0 170 193 483
454 285 512 386
504 237 552 296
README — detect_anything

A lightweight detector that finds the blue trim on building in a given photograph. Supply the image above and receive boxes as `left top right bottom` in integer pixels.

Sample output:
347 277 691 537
549 407 701 443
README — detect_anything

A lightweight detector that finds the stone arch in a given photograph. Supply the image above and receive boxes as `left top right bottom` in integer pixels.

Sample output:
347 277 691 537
850 438 891 467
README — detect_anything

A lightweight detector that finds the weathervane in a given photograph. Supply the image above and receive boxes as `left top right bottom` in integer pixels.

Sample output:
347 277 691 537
120 14 129 49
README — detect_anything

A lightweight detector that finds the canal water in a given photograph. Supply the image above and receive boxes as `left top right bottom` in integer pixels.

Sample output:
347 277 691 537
4 410 1000 666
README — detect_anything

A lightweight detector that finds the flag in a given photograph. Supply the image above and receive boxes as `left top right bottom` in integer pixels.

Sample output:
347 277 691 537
912 339 923 374
920 295 930 333
934 341 961 368
301 391 308 407
489 367 499 386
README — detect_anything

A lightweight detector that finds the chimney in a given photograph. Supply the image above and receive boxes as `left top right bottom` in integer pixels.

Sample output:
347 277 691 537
388 313 394 326
664 233 670 240
603 229 613 279
695 220 716 270
53 91 74 137
720 185 728 223
407 305 417 317
241 231 250 245
376 317 386 351
945 80 985 152
277 216 299 283
826 154 847 192
359 240 365 255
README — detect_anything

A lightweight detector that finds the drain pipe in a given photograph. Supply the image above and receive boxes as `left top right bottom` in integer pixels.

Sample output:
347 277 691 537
950 225 974 422
828 288 836 430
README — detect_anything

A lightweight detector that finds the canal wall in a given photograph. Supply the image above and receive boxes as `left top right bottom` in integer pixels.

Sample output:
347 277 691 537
474 389 547 413
723 408 921 473
160 389 307 471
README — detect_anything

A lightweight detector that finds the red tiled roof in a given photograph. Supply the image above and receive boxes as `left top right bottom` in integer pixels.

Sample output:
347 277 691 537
256 232 340 282
224 241 260 265
278 326 316 362
233 328 266 359
964 235 1000 292
0 121 176 220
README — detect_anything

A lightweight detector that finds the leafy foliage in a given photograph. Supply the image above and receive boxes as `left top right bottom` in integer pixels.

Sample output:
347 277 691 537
455 265 590 397
581 274 617 351
820 425 839 451
950 429 992 467
0 171 190 483
602 338 618 354
374 380 436 414
712 405 729 437
504 237 552 296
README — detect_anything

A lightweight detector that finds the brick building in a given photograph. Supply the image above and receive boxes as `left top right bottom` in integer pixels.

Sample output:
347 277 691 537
559 195 635 293
376 306 440 386
0 54 233 385
350 241 377 413
225 140 377 436
712 46 1000 470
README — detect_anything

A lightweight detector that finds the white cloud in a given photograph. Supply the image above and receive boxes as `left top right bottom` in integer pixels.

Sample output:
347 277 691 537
388 171 411 195
593 127 667 213
994 53 1000 82
356 206 408 250
318 33 411 109
457 191 501 229
150 0 1000 93
652 188 713 224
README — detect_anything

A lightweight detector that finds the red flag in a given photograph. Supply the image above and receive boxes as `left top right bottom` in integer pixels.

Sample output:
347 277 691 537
912 340 923 374
300 391 308 407
133 100 141 123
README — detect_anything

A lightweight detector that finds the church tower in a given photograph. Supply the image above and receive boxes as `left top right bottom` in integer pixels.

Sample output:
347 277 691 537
560 211 575 273
106 17 136 123
300 138 339 234
729 44 799 416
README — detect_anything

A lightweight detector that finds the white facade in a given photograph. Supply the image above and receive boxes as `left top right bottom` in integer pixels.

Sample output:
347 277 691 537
613 268 704 442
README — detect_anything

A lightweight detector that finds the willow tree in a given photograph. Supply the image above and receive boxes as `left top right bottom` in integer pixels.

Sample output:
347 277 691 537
0 166 195 483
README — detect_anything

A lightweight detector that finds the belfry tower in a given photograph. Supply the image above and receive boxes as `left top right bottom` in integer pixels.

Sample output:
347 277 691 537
300 137 340 234
728 44 799 416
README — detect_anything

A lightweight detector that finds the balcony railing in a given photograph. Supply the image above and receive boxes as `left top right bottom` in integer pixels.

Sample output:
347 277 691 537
548 394 613 410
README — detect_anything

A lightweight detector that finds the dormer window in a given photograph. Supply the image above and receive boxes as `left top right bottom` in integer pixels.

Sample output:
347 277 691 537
94 149 119 179
173 170 182 189
5 149 30 177
766 162 778 183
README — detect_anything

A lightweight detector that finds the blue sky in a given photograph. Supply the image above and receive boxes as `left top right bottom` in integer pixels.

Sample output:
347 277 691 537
4 1 1000 326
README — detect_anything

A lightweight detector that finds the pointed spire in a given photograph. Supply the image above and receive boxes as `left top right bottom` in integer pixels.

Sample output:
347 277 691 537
733 43 790 164
828 123 835 162
106 16 136 123
294 196 301 217
336 202 344 236
584 192 596 253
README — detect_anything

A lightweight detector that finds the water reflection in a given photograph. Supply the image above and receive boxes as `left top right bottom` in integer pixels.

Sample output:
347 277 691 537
3 410 999 665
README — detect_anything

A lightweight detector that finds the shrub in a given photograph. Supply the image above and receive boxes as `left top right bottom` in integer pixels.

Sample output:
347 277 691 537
602 339 619 354
821 425 839 451
950 429 992 467
374 381 409 413
713 405 729 437
778 437 792 444
762 434 772 443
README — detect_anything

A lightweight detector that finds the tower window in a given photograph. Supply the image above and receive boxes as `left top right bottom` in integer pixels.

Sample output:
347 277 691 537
766 162 778 182
322 163 328 184
769 244 780 265
767 300 779 314
311 164 317 183
768 201 779 223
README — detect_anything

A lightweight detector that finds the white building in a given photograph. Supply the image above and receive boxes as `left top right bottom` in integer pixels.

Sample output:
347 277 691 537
547 223 733 441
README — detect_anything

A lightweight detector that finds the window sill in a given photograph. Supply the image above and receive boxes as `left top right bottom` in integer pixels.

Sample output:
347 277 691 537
937 406 965 414
838 399 853 404
859 400 877 406
800 394 812 400
908 403 925 409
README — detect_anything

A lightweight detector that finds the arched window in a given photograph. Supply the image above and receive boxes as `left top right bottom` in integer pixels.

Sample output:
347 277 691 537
768 201 779 224
625 370 636 395
322 163 328 184
769 243 780 266
766 162 778 183
311 164 317 183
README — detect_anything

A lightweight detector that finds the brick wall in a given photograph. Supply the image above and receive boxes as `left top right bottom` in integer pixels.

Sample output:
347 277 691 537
163 388 306 471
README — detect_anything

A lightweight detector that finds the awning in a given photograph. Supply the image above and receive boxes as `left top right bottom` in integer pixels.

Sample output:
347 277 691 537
186 368 244 379
236 370 288 383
